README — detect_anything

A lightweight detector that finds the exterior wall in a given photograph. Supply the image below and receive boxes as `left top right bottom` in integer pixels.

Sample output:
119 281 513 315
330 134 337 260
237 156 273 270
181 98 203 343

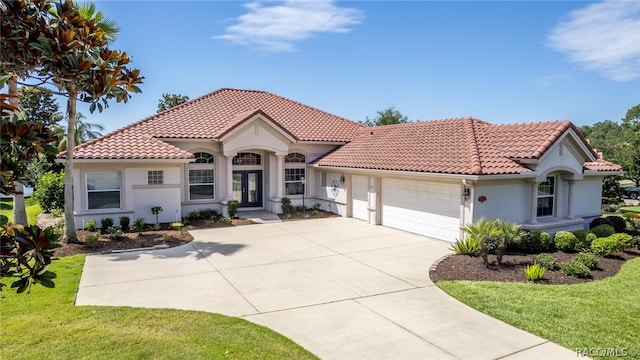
473 179 530 224
313 170 347 215
73 163 183 229
574 176 605 227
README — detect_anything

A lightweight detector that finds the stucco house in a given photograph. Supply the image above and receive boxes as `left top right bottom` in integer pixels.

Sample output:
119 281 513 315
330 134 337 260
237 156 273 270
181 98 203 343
62 88 621 242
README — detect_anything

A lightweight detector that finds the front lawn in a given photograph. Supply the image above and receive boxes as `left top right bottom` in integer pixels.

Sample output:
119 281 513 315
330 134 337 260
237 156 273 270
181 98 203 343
0 255 317 359
437 257 640 357
0 197 42 226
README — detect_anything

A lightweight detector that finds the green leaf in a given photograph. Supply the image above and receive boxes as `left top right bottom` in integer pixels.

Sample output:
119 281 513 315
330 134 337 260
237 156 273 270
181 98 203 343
39 277 55 288
11 277 29 294
89 102 96 113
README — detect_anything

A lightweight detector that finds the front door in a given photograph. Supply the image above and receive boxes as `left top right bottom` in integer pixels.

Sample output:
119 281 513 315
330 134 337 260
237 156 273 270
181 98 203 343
232 171 262 208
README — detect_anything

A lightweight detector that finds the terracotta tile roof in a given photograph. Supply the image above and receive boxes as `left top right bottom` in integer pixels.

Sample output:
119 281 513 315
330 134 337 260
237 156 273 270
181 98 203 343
314 118 614 175
62 88 362 160
584 159 622 172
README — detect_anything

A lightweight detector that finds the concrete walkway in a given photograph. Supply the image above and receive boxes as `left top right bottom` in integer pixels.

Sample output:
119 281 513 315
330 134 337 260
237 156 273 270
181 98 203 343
77 218 576 359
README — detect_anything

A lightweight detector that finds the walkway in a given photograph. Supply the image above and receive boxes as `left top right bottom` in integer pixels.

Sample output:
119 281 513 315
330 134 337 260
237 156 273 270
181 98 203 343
76 218 576 359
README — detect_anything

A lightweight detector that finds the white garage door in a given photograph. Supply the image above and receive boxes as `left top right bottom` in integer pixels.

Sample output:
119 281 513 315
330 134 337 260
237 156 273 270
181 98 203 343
382 179 460 242
351 175 368 221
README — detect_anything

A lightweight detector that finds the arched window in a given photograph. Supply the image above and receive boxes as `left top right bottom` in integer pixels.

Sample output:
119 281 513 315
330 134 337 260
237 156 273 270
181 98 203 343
284 153 306 195
188 152 215 200
233 152 261 165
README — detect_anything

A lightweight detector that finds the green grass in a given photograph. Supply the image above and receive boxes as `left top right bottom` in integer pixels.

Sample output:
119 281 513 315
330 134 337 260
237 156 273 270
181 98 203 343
620 206 640 215
0 255 317 360
0 197 42 226
437 258 640 358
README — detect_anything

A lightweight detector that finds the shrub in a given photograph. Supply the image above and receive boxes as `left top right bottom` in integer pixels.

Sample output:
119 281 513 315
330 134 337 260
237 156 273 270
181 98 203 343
312 203 322 215
130 218 145 235
561 259 591 278
200 209 221 219
227 200 239 218
449 237 480 256
119 216 130 231
573 230 597 251
281 197 294 215
33 171 65 212
84 232 100 248
170 222 183 230
532 253 560 270
462 218 522 266
589 217 613 229
608 233 634 250
591 224 615 238
591 236 621 257
100 218 114 232
573 252 598 270
189 210 202 219
534 231 552 252
106 226 123 241
524 264 546 282
554 231 577 252
605 216 627 232
85 219 97 232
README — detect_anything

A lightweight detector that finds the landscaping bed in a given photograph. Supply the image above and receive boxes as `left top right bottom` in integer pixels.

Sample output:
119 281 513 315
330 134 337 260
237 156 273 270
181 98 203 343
430 249 640 285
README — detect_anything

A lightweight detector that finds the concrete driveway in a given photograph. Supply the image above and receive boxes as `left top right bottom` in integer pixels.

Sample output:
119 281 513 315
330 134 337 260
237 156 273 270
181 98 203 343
77 217 575 359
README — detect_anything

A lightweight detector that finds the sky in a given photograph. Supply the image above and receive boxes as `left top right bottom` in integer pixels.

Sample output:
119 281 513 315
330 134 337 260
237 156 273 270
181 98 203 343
79 0 640 134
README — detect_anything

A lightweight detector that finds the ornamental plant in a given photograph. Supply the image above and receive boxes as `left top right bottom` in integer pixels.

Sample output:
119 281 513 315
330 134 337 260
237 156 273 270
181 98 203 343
591 224 615 238
554 231 577 252
561 259 591 278
591 236 620 257
449 237 480 256
533 253 560 271
524 264 546 282
573 252 599 270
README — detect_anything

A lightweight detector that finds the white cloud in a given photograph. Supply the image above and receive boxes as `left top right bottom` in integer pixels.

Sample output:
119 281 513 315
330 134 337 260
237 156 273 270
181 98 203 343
547 0 640 82
215 0 363 52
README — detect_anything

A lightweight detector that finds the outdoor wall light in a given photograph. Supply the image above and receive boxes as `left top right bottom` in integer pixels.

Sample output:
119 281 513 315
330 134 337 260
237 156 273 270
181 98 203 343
339 175 345 184
462 186 471 201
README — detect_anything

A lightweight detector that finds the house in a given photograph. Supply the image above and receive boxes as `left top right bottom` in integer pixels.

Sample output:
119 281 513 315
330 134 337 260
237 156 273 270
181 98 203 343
62 88 621 242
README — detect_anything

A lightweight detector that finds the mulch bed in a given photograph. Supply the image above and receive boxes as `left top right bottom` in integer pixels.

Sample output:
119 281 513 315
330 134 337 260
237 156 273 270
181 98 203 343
430 248 640 285
278 209 341 221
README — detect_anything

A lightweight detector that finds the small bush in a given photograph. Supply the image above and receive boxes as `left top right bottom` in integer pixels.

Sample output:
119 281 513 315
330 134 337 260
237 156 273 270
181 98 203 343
524 264 546 282
533 253 560 270
200 209 221 219
510 231 541 253
84 232 100 248
591 224 615 238
534 231 551 252
85 219 97 232
227 200 239 218
281 197 294 215
170 222 183 230
106 226 123 241
189 210 202 219
573 252 599 269
554 231 577 252
131 218 145 234
100 218 114 232
608 233 634 250
591 236 621 257
561 259 591 278
119 216 130 231
449 237 480 256
312 203 322 215
605 216 627 232
589 217 613 229
573 230 597 251
33 171 65 212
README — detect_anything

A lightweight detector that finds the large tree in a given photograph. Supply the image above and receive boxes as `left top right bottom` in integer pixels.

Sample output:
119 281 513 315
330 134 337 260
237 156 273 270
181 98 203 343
362 106 409 127
157 93 189 112
1 0 144 242
56 112 105 152
19 86 63 128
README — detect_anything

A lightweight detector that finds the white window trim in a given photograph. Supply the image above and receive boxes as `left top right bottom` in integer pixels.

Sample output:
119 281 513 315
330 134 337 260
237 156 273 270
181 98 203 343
284 154 307 196
86 171 122 211
187 152 216 201
148 170 164 185
537 176 555 218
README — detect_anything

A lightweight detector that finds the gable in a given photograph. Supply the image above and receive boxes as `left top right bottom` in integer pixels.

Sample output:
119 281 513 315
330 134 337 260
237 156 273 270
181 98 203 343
220 114 293 156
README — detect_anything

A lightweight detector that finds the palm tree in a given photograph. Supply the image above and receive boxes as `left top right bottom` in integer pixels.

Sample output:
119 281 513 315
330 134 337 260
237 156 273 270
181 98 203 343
57 113 105 152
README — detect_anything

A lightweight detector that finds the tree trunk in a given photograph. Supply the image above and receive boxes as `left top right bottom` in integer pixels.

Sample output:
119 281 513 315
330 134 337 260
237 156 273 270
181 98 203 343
9 76 29 226
64 89 78 243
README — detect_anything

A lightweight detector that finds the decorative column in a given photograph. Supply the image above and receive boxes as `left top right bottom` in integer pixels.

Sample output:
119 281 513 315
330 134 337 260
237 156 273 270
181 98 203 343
225 155 234 201
529 180 539 224
566 180 575 219
276 154 285 199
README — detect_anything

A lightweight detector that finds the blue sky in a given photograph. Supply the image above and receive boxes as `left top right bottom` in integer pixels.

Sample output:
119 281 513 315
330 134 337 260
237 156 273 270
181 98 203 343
83 0 640 133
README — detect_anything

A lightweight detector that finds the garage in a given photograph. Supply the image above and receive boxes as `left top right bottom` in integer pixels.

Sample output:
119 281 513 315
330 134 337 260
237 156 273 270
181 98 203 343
381 179 460 242
351 175 369 221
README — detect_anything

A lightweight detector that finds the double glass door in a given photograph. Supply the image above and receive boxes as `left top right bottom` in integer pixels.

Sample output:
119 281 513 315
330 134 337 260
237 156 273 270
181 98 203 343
232 171 262 207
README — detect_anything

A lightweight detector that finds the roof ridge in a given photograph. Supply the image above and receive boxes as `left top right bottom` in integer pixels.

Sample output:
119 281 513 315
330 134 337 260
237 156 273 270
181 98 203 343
464 118 484 175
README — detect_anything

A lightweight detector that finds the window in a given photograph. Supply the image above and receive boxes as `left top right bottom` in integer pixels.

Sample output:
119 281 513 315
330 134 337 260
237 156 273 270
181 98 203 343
233 152 261 165
87 172 121 210
147 170 163 185
285 153 305 163
285 168 305 195
321 171 327 187
188 152 215 200
537 176 555 217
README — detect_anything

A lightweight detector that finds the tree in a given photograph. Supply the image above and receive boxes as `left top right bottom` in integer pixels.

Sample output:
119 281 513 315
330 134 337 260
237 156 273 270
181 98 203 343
1 0 144 243
362 106 409 127
56 112 105 151
19 86 63 128
579 120 624 160
157 93 189 112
